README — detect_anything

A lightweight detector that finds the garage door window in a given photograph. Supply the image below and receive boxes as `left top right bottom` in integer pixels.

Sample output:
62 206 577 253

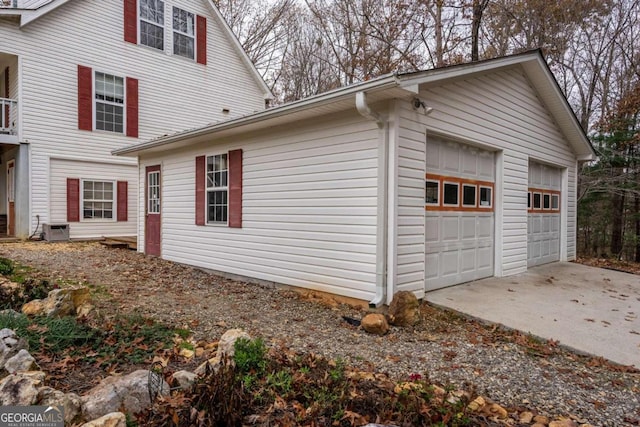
426 180 439 205
480 186 492 208
533 192 542 209
552 194 559 210
462 184 476 207
543 194 551 210
443 182 459 206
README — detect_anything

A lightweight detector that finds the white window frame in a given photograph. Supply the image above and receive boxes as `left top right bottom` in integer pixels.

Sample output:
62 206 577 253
462 183 477 207
7 159 15 203
81 179 116 222
425 179 439 206
551 194 560 211
479 185 492 208
533 192 542 210
139 0 165 51
442 181 459 207
172 6 195 60
206 153 228 225
94 71 125 134
147 170 160 214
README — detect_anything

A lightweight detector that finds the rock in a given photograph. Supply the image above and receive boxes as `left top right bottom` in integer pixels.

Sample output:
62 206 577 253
467 396 486 411
195 356 221 376
387 291 420 326
532 424 546 427
178 348 194 358
76 303 94 317
22 287 90 317
0 371 46 405
81 370 169 420
38 387 82 424
80 412 127 427
0 328 28 370
519 411 534 423
534 415 550 424
172 370 196 390
488 403 508 419
549 420 577 427
361 313 389 335
4 349 39 373
217 329 251 359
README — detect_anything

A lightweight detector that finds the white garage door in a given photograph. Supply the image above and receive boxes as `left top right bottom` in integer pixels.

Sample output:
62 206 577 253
527 162 561 267
425 138 495 291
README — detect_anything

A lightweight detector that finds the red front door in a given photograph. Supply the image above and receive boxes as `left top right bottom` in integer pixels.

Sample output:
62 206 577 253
145 165 161 256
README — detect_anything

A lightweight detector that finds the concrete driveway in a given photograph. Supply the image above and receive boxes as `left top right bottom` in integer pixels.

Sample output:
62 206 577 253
425 262 640 367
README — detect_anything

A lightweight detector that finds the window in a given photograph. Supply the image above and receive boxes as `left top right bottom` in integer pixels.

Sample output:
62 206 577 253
148 171 160 214
140 0 164 50
82 180 114 220
425 180 439 205
533 192 542 209
173 7 194 59
551 194 559 210
527 191 531 209
480 186 492 208
443 182 459 206
206 154 228 223
95 72 124 133
543 194 551 210
462 184 476 207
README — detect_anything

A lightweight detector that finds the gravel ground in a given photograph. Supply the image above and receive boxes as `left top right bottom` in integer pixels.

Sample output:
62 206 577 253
1 241 639 426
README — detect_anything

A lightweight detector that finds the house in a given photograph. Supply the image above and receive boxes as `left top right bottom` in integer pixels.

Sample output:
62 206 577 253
115 50 594 305
0 0 271 239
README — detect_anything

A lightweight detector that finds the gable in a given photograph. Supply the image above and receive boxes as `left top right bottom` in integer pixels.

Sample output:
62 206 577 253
418 66 578 166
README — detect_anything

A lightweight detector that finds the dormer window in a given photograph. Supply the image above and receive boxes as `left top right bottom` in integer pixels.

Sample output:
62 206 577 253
173 7 195 60
140 0 164 51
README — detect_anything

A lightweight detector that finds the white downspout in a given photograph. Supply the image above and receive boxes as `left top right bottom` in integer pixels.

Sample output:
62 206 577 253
356 91 388 307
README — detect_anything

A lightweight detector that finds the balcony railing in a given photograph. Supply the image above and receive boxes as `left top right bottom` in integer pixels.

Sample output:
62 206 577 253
0 97 17 135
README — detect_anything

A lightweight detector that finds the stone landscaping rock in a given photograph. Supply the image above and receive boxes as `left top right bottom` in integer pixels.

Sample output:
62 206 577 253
217 328 250 358
172 370 197 390
387 291 420 326
22 287 90 317
0 328 28 370
0 371 46 406
361 313 389 335
37 386 82 424
80 412 126 427
81 369 169 420
4 348 39 373
520 411 534 423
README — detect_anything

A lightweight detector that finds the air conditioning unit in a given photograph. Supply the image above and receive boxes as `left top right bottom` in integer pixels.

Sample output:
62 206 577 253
42 223 70 242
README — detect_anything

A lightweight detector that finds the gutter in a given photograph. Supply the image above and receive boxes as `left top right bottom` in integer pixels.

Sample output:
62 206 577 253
356 91 388 307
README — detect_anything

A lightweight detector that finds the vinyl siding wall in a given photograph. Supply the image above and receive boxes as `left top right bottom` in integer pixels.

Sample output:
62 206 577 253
0 0 265 237
415 67 578 276
139 111 381 301
394 101 426 298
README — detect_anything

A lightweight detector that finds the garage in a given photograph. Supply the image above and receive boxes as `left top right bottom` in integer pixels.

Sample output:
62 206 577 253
527 161 562 267
425 138 495 291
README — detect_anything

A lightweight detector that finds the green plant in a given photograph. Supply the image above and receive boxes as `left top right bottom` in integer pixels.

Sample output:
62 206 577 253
329 358 345 382
234 337 267 375
0 257 14 275
266 369 293 394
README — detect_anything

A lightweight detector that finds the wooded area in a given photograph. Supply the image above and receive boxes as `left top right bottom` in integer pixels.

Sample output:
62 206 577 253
213 0 640 260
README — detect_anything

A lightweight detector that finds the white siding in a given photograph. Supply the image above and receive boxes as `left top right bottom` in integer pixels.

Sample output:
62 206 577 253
395 102 426 297
49 158 137 238
140 112 380 301
417 67 578 277
0 0 266 234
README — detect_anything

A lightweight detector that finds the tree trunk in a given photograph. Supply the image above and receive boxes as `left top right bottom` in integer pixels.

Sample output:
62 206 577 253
610 191 625 257
635 194 640 262
471 0 488 61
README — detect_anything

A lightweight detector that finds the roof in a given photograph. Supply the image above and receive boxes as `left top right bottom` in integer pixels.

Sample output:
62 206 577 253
0 0 272 99
113 50 595 161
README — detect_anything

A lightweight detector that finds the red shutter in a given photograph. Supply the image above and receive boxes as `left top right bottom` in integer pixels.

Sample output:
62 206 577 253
228 149 242 228
196 15 207 65
77 65 93 131
195 156 206 225
67 178 80 222
126 77 139 138
124 0 137 44
117 181 128 222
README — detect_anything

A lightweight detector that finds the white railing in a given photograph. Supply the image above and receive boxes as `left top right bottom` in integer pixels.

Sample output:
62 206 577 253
0 97 17 134
1 0 51 8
